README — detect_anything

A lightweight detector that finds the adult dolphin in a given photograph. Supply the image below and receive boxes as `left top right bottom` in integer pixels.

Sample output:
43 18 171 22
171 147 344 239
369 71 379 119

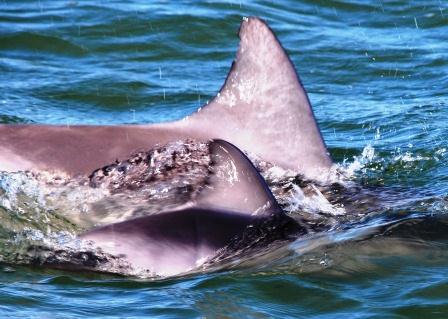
0 17 331 180
75 140 306 276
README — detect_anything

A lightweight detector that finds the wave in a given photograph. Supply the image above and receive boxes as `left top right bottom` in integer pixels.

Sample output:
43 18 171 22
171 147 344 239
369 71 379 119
0 32 87 56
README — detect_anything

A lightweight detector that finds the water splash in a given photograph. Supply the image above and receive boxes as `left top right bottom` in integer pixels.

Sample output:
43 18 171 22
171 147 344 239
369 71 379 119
340 144 376 177
285 184 346 216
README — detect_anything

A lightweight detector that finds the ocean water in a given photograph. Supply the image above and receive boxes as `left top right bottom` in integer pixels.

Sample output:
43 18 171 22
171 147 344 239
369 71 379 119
1 0 448 318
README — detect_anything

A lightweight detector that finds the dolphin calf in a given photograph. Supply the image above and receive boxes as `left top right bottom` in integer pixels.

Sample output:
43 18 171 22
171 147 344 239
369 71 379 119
0 17 331 180
75 140 305 276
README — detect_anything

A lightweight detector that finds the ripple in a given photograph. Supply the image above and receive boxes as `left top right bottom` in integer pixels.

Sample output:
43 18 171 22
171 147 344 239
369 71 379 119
0 32 87 56
0 114 30 124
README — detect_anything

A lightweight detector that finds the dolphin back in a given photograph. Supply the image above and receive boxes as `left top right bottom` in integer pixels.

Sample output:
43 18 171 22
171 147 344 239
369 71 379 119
80 140 300 276
0 17 331 180
81 208 258 276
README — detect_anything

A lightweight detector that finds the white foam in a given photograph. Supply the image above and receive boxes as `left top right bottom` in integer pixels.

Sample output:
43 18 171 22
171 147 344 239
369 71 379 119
341 144 376 178
285 184 346 216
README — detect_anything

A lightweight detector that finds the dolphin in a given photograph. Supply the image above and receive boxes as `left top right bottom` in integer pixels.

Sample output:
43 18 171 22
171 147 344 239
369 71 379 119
74 140 306 276
0 17 332 180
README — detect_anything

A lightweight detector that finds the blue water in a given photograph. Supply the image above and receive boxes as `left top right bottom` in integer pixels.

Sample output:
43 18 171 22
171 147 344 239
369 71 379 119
1 0 448 318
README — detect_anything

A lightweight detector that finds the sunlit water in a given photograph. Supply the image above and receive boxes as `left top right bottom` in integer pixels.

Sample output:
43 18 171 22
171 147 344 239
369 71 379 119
1 0 448 318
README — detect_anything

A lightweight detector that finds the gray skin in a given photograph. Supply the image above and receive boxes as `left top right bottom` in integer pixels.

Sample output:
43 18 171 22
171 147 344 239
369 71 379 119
0 17 332 181
79 140 305 276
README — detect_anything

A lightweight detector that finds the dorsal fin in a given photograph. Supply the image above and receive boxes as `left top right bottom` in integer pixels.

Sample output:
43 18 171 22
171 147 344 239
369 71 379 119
0 17 331 180
78 140 286 276
196 139 281 216
184 17 332 180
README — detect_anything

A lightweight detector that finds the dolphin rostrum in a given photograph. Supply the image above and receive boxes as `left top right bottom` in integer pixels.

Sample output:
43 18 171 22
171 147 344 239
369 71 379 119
76 140 305 276
0 17 331 180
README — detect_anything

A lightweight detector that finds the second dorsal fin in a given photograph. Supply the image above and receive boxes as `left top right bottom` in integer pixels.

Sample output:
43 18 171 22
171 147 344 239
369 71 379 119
184 17 332 180
196 139 281 216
